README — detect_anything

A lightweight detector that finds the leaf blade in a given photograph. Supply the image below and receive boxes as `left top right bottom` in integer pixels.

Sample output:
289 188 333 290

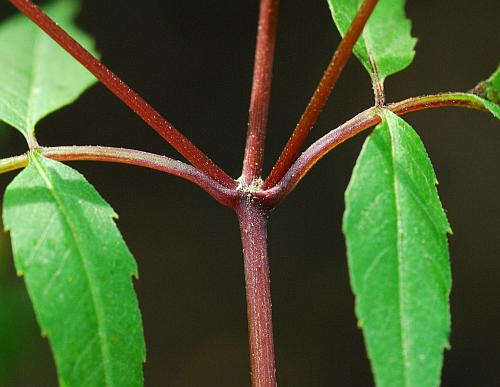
343 110 451 386
475 63 500 104
0 0 97 141
472 64 500 118
3 153 145 387
327 0 416 83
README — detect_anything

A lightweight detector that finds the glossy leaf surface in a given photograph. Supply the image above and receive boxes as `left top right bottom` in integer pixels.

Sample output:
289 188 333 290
3 153 145 387
0 0 97 143
327 0 416 83
343 110 451 387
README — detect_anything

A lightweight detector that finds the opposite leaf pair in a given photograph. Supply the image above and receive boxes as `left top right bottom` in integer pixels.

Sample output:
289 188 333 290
0 0 498 386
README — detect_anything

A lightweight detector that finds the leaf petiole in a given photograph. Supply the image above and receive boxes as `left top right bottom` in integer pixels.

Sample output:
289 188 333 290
258 91 499 204
8 0 237 188
0 146 239 207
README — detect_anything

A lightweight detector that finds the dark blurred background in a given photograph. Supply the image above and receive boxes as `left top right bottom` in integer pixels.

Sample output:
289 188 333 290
0 0 499 386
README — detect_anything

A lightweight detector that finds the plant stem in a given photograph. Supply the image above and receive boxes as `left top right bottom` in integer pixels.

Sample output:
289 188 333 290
370 57 385 107
387 92 487 115
241 0 280 185
0 154 28 174
238 5 280 378
263 0 379 189
258 92 492 205
236 197 276 387
8 0 236 189
1 93 486 209
0 146 238 207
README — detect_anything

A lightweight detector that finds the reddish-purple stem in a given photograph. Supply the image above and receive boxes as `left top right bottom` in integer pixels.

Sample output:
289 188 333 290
6 3 495 386
0 146 238 207
8 0 236 189
241 0 280 185
45 146 238 207
238 2 280 384
258 92 491 205
236 198 276 387
263 0 379 189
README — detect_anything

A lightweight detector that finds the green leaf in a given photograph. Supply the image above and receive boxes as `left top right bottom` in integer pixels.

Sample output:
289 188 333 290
471 64 500 118
327 0 416 84
0 0 97 143
343 110 451 387
476 64 500 105
471 94 500 120
3 153 145 387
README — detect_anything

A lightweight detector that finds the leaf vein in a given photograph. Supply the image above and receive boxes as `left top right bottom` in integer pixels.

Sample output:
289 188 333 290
389 123 411 386
31 154 113 386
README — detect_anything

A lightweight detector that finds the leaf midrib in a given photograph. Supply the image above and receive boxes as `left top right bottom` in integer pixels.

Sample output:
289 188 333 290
388 120 410 386
31 154 113 385
25 27 44 137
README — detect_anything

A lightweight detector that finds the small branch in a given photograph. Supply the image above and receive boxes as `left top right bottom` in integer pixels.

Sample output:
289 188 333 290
387 92 488 115
0 146 239 207
241 0 280 185
258 92 492 206
8 0 236 189
263 0 379 189
236 198 276 387
0 154 28 174
370 56 385 107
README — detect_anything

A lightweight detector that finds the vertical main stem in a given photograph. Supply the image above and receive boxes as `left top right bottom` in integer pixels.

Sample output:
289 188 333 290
237 198 276 387
241 0 280 185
